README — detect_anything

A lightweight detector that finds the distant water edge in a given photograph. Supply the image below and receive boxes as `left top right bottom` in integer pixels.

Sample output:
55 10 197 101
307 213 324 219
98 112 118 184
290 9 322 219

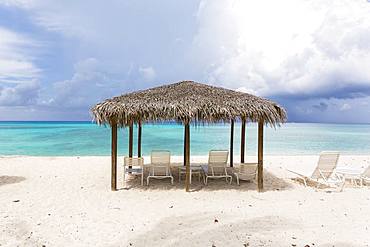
0 121 369 156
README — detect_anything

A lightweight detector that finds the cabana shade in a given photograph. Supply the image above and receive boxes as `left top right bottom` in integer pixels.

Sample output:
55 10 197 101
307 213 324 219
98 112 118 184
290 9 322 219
91 80 287 192
91 81 286 126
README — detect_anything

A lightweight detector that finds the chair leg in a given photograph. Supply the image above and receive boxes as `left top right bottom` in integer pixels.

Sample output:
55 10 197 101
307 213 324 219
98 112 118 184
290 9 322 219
147 176 150 186
303 178 307 187
339 180 345 192
236 176 239 186
123 170 126 187
229 176 232 184
171 176 174 185
141 172 144 186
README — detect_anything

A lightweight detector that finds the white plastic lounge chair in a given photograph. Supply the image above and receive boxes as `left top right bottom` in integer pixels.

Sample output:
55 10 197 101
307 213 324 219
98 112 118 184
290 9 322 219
202 150 232 185
337 165 370 186
178 165 202 184
361 166 370 185
234 163 258 185
287 151 344 189
147 150 174 185
123 157 144 186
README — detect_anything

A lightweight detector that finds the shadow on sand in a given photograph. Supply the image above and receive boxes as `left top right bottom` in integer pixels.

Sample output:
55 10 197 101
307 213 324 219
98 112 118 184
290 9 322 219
0 176 26 187
119 214 300 247
116 213 357 247
118 168 293 192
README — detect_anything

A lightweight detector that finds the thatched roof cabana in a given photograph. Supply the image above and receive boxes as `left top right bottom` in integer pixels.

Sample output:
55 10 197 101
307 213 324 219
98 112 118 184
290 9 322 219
92 81 286 126
91 81 287 192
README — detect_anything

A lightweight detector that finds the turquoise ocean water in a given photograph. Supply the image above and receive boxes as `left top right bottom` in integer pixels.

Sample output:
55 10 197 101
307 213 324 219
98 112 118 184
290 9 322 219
0 121 369 156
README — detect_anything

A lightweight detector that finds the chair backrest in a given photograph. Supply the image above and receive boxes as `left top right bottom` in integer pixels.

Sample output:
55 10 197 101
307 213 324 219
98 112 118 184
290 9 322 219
150 150 171 176
208 150 229 166
311 151 340 179
239 163 258 175
208 150 229 175
362 165 370 178
151 150 171 165
124 157 144 167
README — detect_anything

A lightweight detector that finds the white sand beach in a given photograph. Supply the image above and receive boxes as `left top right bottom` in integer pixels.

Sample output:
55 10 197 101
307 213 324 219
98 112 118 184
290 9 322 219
1 155 370 247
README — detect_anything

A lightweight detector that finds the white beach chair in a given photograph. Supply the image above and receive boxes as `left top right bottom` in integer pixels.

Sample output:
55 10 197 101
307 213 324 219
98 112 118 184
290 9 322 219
234 163 258 185
123 157 144 186
147 150 174 185
287 151 344 189
202 150 232 185
361 166 370 185
337 165 370 187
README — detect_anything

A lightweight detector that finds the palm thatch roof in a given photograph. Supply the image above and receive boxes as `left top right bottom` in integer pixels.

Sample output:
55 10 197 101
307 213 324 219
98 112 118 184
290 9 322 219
91 81 287 126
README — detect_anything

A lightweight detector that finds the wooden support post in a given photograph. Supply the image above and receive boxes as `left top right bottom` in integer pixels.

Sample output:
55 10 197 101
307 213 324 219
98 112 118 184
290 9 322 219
129 123 133 157
241 119 246 163
230 120 234 167
138 122 142 157
183 123 186 166
257 120 264 192
184 122 190 192
111 124 117 191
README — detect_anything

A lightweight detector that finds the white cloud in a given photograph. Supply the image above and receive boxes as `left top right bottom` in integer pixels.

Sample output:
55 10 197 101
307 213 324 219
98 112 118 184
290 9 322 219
235 87 258 96
191 0 370 99
46 59 160 108
340 103 351 111
0 81 40 106
3 0 370 102
0 26 41 106
2 0 370 123
0 1 199 82
0 27 40 84
47 58 111 108
0 1 89 37
139 66 156 82
42 57 144 109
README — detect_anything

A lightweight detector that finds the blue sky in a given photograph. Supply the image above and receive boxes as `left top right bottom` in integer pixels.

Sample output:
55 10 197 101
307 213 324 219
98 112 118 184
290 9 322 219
1 0 370 123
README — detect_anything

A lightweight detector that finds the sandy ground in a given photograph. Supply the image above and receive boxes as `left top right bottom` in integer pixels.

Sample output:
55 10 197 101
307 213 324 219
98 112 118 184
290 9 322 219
1 155 370 247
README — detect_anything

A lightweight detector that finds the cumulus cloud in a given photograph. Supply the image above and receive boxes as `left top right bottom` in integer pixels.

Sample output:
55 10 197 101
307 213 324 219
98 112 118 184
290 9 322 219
0 1 91 37
191 0 370 100
235 87 258 96
0 0 201 83
45 58 117 108
0 26 41 107
138 66 156 82
0 27 40 84
2 0 370 122
340 103 351 111
312 102 328 112
42 58 161 109
0 81 40 106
